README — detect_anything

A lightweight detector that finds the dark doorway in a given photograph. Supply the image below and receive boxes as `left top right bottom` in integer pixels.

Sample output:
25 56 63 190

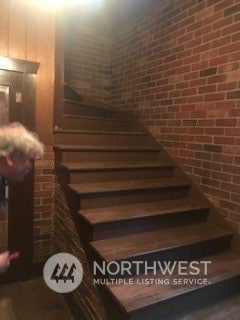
0 57 39 283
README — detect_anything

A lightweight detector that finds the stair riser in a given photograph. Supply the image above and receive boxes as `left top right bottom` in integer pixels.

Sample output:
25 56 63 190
63 167 174 184
92 236 232 277
54 132 155 146
76 187 190 210
87 209 209 241
63 102 114 118
57 150 161 162
62 117 133 131
129 275 240 320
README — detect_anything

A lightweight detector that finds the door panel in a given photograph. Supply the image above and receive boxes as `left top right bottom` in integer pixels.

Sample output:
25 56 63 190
0 70 34 283
0 85 9 261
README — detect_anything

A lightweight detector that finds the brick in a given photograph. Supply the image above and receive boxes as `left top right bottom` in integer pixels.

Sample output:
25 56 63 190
225 128 240 137
202 29 221 43
198 84 216 94
226 90 240 99
224 3 240 17
204 144 222 153
192 61 208 71
222 182 240 194
214 136 235 145
195 151 212 160
212 171 232 182
202 178 220 188
205 128 224 135
198 119 215 126
218 82 237 91
161 99 173 105
212 36 231 49
205 92 225 101
216 119 237 127
188 95 204 103
219 42 240 55
209 56 228 66
223 145 240 154
200 67 217 77
213 15 233 31
179 149 194 157
193 43 211 54
195 135 213 143
182 120 197 126
209 187 230 199
207 74 227 84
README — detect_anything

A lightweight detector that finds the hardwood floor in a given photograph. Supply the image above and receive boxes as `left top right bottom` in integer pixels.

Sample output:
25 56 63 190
0 277 76 320
175 293 240 320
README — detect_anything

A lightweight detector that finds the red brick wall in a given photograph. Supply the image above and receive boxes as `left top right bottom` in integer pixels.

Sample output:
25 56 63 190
54 175 106 320
33 146 55 263
111 0 240 231
64 12 112 103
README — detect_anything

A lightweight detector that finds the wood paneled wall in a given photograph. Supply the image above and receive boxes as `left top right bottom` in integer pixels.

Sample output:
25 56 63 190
0 0 57 263
0 0 56 144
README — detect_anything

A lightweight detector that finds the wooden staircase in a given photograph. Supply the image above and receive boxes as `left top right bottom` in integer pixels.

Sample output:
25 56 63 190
54 87 240 319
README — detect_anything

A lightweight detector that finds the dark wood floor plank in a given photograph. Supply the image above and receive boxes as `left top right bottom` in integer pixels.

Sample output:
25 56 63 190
0 278 75 320
175 293 240 320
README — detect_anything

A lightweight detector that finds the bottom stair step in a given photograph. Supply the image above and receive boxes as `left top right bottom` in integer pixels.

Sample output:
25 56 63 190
102 251 240 320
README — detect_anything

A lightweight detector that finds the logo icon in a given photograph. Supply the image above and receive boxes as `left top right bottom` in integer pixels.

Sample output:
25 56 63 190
43 253 83 293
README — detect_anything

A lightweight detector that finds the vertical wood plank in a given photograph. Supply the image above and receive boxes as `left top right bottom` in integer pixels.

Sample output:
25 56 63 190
8 0 26 59
35 8 55 144
0 0 9 56
25 4 38 61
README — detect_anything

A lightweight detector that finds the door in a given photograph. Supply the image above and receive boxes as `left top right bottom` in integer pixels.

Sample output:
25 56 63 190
0 69 35 283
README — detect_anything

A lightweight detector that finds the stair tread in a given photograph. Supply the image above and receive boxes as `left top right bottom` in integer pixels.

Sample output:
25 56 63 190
60 160 174 172
68 178 190 195
53 129 146 135
54 144 160 151
90 222 231 261
105 251 240 313
176 292 240 319
62 113 132 122
80 199 208 225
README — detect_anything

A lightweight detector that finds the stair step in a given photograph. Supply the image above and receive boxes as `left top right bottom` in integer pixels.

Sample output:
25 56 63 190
103 251 240 319
60 160 174 172
63 100 115 118
54 144 161 162
54 129 145 136
59 161 174 184
68 178 190 195
62 113 136 131
53 129 155 145
80 199 208 225
176 292 240 320
63 113 131 122
69 178 190 210
54 144 161 152
90 222 232 263
79 199 209 240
